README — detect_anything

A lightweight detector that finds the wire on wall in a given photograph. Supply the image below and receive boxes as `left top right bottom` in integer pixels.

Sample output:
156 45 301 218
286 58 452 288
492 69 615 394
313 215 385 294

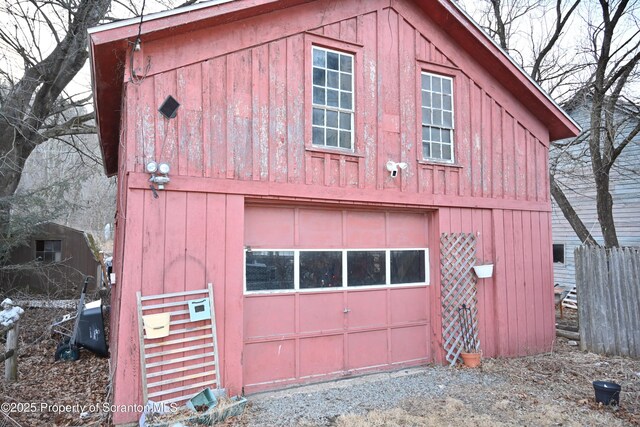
129 0 151 85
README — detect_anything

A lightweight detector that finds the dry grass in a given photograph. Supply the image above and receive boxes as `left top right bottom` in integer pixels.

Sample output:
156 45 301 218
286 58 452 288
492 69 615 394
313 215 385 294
335 309 640 427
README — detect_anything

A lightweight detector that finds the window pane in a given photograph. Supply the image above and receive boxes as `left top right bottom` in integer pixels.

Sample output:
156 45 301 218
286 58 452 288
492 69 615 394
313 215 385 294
326 128 338 147
326 110 339 128
246 251 294 291
313 87 325 105
443 94 452 111
442 144 452 160
327 89 339 107
442 78 452 94
313 48 325 67
339 130 351 149
327 52 339 70
313 108 324 126
432 77 441 91
422 126 430 142
442 130 451 143
422 91 430 107
327 70 339 89
553 244 565 263
422 107 431 125
432 143 442 159
421 74 430 90
312 126 324 145
300 251 342 289
347 251 386 287
432 128 441 142
432 111 442 126
313 68 325 86
443 111 452 128
36 240 44 251
391 250 425 284
433 94 441 109
423 141 431 158
340 55 352 73
339 112 351 130
340 92 352 110
340 73 352 91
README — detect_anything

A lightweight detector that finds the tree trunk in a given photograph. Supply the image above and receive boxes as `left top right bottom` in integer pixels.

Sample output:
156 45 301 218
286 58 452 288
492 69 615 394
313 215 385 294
0 0 112 234
594 171 619 247
550 173 598 246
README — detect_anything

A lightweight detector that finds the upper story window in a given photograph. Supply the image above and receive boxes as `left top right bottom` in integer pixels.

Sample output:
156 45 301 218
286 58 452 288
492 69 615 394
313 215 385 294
35 240 62 262
312 47 354 150
421 72 454 162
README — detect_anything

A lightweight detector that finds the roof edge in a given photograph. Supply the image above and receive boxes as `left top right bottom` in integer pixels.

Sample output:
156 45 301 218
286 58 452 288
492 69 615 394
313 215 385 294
88 0 234 35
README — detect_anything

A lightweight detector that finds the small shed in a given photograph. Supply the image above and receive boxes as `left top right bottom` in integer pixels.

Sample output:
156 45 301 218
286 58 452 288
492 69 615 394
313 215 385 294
0 222 99 297
89 0 579 424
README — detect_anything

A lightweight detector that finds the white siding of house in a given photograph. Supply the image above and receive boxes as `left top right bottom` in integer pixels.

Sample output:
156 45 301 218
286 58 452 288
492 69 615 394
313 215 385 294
551 104 640 289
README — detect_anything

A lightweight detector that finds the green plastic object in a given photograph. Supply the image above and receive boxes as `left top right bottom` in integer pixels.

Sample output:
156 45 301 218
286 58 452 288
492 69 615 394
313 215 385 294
186 387 217 412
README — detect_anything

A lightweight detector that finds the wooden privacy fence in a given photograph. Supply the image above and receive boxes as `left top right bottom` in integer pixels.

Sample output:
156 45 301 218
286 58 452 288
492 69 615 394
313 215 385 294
575 246 640 358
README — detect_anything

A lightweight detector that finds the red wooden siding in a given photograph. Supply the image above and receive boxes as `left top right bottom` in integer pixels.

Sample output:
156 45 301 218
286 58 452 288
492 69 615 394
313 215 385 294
125 3 549 205
103 0 567 423
435 207 555 358
110 191 246 411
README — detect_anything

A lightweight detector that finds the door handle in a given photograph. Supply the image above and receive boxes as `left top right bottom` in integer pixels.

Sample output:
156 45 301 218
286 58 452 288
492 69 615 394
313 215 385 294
343 308 351 313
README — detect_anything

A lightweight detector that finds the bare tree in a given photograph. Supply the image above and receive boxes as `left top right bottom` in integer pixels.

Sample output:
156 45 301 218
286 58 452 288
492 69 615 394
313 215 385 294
0 0 110 232
0 0 200 231
460 0 640 247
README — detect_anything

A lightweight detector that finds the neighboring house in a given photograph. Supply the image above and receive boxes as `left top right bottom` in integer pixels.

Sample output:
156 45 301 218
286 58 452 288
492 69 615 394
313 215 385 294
552 101 640 289
89 0 579 423
0 222 99 297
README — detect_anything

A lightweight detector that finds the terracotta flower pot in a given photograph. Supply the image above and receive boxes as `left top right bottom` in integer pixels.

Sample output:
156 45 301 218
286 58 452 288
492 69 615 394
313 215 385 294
460 352 481 368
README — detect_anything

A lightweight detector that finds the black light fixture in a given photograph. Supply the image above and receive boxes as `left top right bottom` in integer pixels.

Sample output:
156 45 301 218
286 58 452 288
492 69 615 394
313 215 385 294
158 95 180 119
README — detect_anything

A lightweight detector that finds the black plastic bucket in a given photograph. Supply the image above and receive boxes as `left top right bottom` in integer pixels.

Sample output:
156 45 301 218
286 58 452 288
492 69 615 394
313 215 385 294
593 381 621 405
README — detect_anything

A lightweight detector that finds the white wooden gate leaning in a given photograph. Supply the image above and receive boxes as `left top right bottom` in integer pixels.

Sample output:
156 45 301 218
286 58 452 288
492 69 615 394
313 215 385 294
136 283 220 405
440 233 480 365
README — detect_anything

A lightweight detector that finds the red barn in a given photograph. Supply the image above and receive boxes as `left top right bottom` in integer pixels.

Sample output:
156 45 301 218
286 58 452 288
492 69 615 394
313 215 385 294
89 0 579 423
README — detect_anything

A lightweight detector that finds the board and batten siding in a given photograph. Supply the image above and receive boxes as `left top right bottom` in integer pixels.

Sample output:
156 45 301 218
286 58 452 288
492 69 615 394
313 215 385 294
110 197 557 412
552 104 640 288
123 1 549 205
105 2 565 422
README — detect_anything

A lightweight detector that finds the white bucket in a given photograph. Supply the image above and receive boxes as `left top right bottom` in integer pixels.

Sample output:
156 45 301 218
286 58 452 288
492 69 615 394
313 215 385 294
472 264 494 278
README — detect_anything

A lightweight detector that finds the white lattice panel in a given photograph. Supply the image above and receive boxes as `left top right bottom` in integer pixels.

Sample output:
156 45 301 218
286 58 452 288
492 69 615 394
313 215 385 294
440 233 480 365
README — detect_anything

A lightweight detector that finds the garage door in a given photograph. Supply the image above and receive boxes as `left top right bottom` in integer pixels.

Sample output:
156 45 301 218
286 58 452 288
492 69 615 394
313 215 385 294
242 206 432 393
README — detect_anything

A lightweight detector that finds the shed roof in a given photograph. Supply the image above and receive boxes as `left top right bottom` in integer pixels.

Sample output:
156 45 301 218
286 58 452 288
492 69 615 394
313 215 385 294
89 0 580 177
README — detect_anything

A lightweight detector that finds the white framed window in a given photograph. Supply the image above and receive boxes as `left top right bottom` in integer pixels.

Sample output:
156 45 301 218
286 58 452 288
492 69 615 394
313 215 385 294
311 46 354 150
421 72 454 162
244 248 429 293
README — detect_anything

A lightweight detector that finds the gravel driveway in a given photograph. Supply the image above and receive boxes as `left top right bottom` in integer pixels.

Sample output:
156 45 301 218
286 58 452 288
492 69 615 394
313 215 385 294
241 366 503 426
233 340 638 426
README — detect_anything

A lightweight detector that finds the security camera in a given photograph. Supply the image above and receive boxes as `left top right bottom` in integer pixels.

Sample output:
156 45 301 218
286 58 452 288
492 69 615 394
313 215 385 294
386 161 408 178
